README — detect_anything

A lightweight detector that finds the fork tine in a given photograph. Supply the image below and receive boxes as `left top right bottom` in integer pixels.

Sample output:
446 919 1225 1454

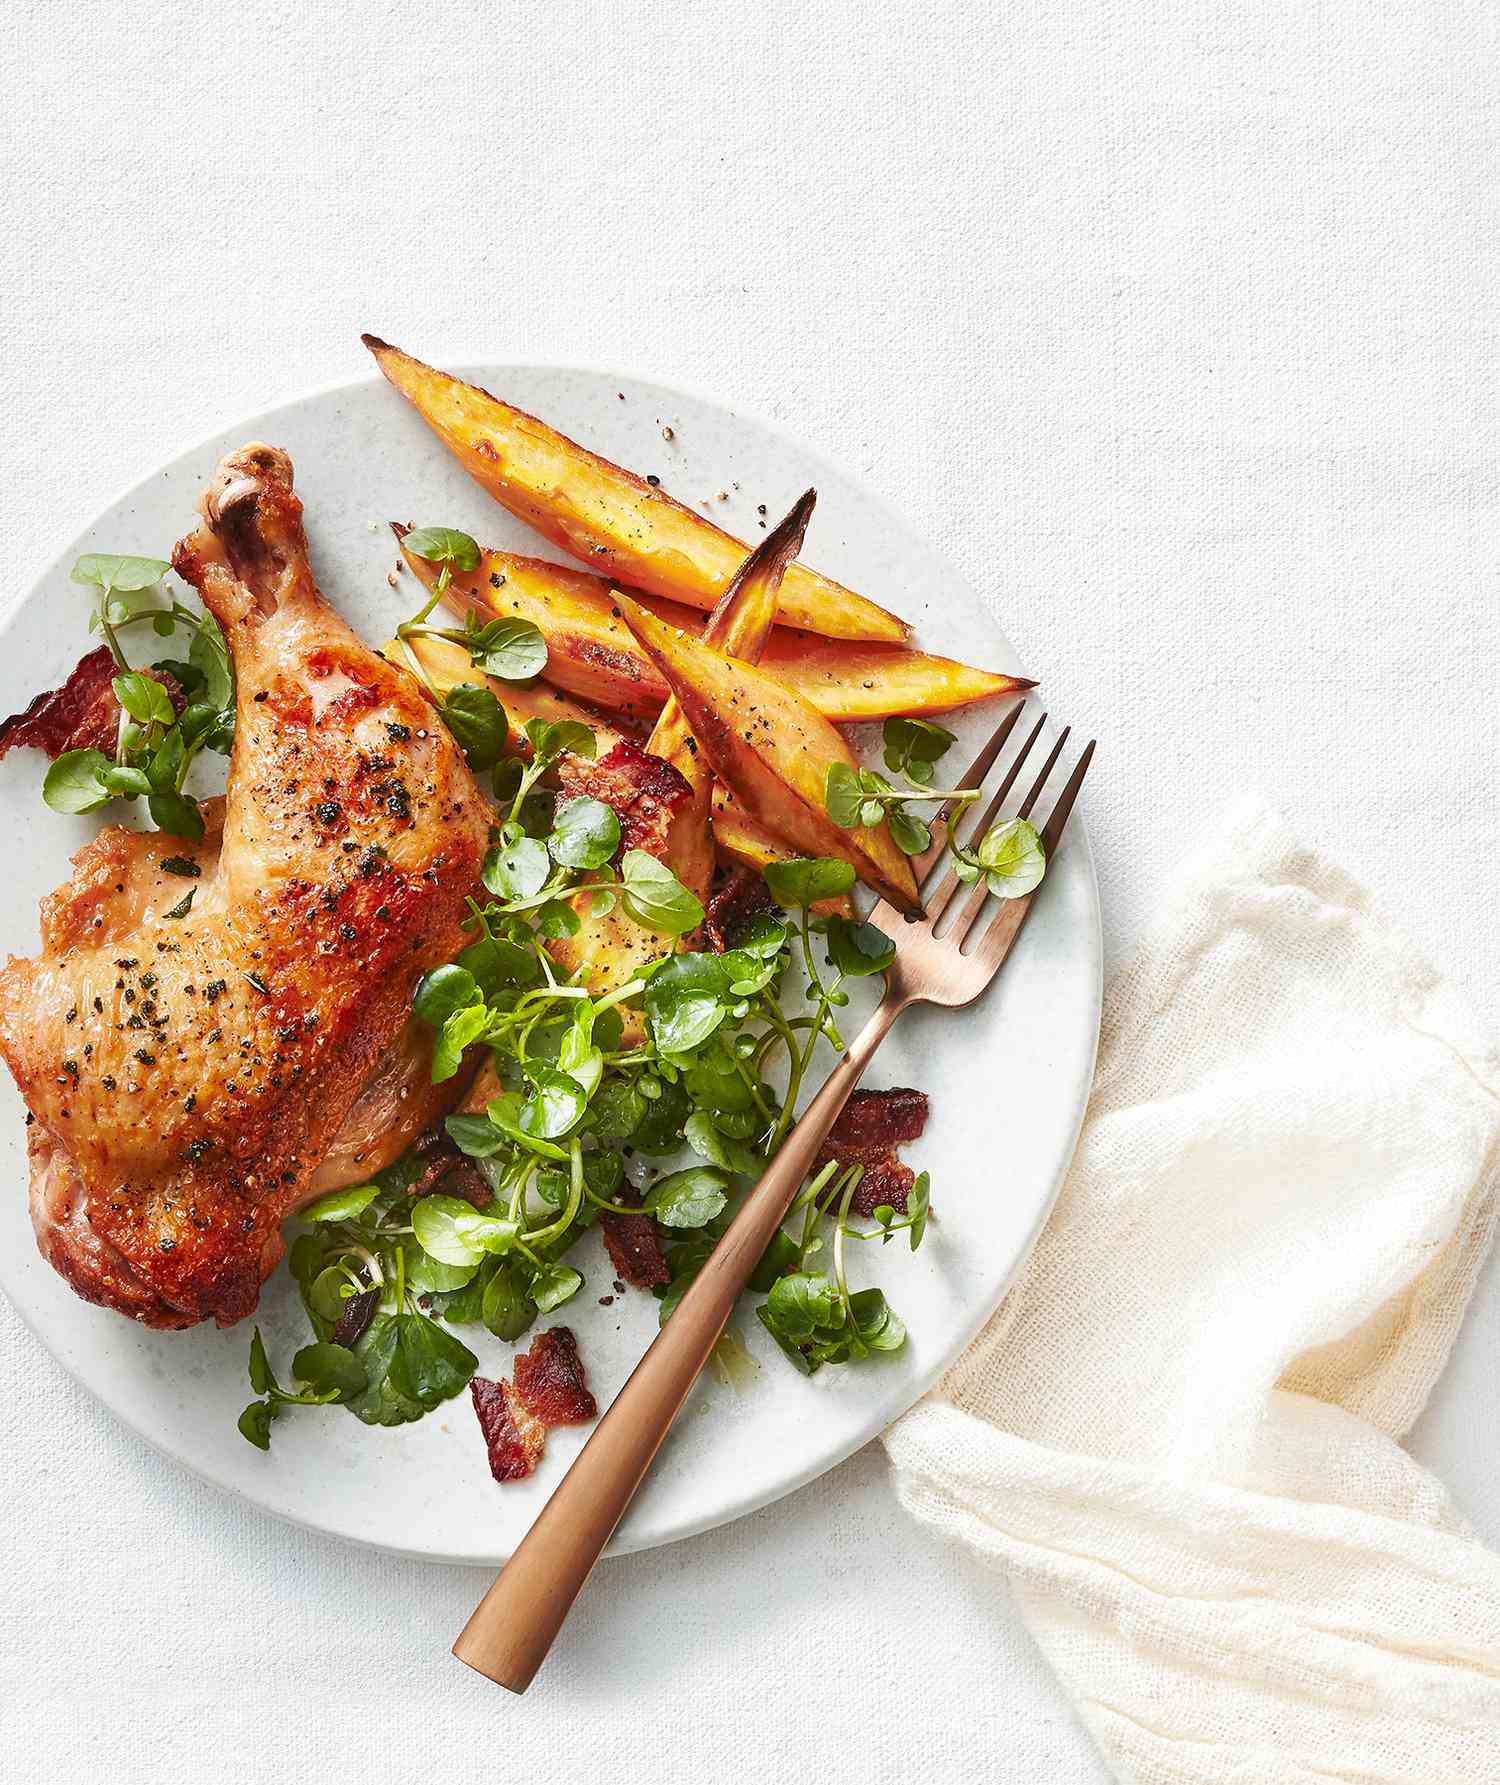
924 711 1048 926
976 739 1095 966
1037 738 1095 856
909 698 1029 880
944 727 1070 948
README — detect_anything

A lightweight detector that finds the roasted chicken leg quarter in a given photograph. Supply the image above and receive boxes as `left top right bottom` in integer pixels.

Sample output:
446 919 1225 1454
0 446 491 1328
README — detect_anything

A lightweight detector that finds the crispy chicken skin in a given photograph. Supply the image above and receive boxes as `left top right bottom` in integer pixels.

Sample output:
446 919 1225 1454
0 446 491 1328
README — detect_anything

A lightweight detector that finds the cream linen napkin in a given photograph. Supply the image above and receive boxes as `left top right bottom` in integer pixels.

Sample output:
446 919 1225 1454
884 802 1500 1784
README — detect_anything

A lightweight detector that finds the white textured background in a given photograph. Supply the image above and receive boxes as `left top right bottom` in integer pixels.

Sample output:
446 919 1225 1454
2 4 1496 1779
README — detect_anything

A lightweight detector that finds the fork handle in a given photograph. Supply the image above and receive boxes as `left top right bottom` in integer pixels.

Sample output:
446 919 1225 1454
452 991 906 1692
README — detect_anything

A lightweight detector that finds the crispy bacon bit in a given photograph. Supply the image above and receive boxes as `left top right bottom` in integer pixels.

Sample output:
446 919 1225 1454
513 1326 597 1427
471 1328 597 1485
406 1126 493 1207
0 647 120 761
705 865 776 953
471 1376 546 1482
600 1210 671 1288
816 1087 929 1217
556 740 692 859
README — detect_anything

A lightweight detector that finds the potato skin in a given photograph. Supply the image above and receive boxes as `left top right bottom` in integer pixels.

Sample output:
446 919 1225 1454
366 336 908 643
404 535 1026 724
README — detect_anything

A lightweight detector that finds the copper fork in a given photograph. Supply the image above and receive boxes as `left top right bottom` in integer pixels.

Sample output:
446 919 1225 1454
453 702 1095 1691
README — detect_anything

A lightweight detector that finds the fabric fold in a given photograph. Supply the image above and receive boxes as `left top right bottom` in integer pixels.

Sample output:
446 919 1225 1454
885 801 1500 1783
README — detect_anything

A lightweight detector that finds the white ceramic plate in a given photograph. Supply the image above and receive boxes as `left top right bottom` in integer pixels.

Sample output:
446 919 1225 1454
0 366 1100 1562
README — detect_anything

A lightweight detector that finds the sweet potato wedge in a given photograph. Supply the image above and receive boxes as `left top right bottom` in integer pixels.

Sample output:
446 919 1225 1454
615 597 920 912
405 537 1027 723
364 336 906 643
547 496 815 1009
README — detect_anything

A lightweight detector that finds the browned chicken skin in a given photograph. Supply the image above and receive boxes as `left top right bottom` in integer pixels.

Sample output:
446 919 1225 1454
0 446 491 1328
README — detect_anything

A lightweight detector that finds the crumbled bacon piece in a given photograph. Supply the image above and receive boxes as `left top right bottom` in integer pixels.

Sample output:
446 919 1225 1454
704 865 777 953
816 1087 929 1216
471 1376 545 1482
471 1328 597 1485
0 647 121 761
513 1326 597 1427
556 740 692 859
406 1125 493 1207
600 1210 671 1288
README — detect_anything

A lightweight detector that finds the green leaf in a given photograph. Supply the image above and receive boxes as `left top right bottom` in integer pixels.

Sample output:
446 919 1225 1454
648 1165 730 1230
619 850 704 935
587 1078 647 1142
72 552 169 594
188 611 234 711
887 804 930 856
298 1182 380 1225
486 1090 569 1161
158 855 200 877
482 1259 536 1341
683 1110 763 1176
406 1251 477 1296
292 1341 368 1397
42 748 113 815
443 1111 509 1159
341 1316 426 1427
525 717 597 763
762 855 856 908
531 1263 584 1313
534 897 581 940
412 1193 519 1266
403 526 481 571
111 671 175 728
849 1287 907 1353
457 933 539 995
468 616 547 681
764 1271 842 1340
583 1148 625 1198
883 716 955 779
147 787 204 840
237 1399 276 1449
440 684 508 770
100 764 152 798
824 916 896 979
631 1077 691 1154
823 761 865 828
977 816 1046 899
308 1265 354 1328
549 796 621 871
390 1313 478 1409
248 1326 278 1395
413 962 481 1028
521 1064 588 1141
431 1001 491 1082
645 953 728 1055
483 835 550 902
557 1004 604 1098
907 1171 930 1250
755 1304 816 1374
749 1227 801 1292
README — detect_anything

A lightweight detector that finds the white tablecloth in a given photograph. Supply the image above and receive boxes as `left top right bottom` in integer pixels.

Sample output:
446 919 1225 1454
1 4 1495 1779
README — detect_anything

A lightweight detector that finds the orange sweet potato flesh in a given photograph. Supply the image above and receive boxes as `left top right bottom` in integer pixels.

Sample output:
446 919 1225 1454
546 495 815 1012
615 597 920 912
403 536 1027 723
364 335 906 643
